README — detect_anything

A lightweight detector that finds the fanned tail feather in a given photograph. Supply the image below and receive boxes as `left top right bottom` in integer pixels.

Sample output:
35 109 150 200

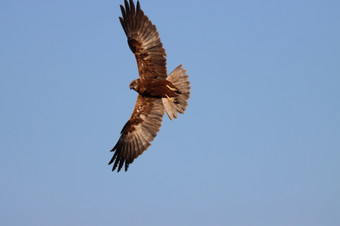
162 65 191 120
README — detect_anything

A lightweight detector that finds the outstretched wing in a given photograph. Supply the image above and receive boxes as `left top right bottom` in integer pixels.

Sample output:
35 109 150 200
109 95 165 172
119 0 167 79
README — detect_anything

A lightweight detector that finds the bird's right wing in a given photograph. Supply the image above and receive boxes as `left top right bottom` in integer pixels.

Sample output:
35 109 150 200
109 95 165 172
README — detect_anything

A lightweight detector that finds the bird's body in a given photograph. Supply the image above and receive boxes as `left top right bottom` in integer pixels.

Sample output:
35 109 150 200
130 78 181 98
109 0 191 172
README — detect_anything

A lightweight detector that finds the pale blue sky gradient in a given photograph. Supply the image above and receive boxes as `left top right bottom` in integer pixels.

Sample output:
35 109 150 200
1 0 339 225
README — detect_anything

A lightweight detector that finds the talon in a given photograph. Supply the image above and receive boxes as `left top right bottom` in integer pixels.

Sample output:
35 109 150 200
165 94 176 103
166 85 178 92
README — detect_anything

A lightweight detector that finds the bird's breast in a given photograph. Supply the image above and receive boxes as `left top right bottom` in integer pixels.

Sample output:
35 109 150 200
138 79 178 98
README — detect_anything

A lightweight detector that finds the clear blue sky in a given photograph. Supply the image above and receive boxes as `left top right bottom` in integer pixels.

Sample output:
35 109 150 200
1 0 339 225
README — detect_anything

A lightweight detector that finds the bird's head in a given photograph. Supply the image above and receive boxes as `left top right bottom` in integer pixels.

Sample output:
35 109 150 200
129 79 139 91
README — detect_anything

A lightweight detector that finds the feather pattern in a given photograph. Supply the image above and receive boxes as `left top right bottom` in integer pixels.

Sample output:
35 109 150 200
109 95 164 172
119 0 167 79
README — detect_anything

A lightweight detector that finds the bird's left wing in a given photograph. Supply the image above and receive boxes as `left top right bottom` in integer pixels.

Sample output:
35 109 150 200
119 0 167 79
109 95 165 172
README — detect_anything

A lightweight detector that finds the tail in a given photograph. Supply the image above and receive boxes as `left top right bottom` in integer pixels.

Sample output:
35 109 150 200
162 65 191 120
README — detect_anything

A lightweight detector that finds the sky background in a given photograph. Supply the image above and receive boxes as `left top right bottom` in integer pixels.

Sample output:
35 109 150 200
1 0 339 225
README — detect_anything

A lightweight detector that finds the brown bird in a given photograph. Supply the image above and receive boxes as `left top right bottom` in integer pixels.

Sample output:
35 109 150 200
109 0 191 172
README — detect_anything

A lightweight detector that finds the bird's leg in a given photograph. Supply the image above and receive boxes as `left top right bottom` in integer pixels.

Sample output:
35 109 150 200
165 94 176 103
166 85 178 92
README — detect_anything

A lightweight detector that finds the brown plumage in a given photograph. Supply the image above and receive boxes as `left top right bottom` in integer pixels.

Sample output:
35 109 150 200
109 0 191 172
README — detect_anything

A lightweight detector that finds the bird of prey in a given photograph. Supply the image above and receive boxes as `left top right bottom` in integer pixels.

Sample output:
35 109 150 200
109 0 191 172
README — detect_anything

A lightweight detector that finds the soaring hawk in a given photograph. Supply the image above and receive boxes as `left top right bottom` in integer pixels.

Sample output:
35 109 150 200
109 0 191 172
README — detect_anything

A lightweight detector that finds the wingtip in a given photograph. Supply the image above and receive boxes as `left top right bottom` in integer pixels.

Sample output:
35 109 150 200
118 159 124 172
108 155 115 165
120 4 125 17
112 167 119 172
110 145 116 152
129 0 135 12
125 162 130 172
